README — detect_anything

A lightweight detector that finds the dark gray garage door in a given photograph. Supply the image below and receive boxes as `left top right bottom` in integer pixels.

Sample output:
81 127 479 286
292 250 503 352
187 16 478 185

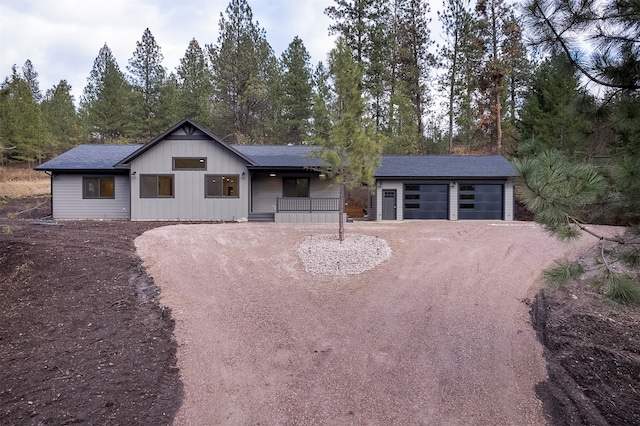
403 184 448 219
458 184 503 220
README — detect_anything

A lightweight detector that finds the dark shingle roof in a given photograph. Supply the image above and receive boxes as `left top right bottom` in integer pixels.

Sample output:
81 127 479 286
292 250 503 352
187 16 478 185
375 155 517 178
34 138 517 180
35 144 142 171
233 145 324 168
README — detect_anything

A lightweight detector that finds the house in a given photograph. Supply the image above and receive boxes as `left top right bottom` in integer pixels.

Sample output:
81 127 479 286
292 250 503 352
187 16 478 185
35 118 518 222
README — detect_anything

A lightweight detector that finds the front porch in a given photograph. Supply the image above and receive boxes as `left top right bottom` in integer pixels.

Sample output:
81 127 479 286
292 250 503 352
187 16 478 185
249 197 343 223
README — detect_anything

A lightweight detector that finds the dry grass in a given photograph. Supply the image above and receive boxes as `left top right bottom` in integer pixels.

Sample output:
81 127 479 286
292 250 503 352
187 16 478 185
0 166 50 198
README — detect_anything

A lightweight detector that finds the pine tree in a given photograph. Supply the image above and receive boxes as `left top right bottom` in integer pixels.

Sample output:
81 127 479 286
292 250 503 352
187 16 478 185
157 73 183 129
475 0 514 153
517 53 586 155
41 80 80 153
208 0 277 143
21 60 42 103
0 66 47 165
176 39 213 126
280 36 313 144
127 28 167 139
393 0 432 154
311 61 332 142
312 38 383 241
501 12 529 136
80 44 131 142
326 0 391 131
438 0 481 153
386 81 419 154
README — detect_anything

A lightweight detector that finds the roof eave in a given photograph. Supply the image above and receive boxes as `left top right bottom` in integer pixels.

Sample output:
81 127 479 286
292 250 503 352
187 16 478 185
374 175 517 179
34 168 130 173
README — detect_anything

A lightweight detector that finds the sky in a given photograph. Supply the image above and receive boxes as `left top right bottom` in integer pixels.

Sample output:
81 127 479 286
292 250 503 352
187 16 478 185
0 0 339 102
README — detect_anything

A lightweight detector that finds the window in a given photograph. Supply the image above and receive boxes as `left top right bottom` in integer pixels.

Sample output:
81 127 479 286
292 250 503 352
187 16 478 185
140 175 174 198
83 177 114 199
205 175 239 198
405 185 420 191
405 194 420 200
459 184 475 208
283 177 309 197
405 203 420 209
173 157 206 170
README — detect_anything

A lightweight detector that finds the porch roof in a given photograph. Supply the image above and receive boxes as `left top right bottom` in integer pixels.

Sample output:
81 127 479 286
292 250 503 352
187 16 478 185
233 145 324 169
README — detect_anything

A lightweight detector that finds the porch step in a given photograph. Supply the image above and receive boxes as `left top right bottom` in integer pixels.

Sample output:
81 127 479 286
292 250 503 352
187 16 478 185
248 212 275 222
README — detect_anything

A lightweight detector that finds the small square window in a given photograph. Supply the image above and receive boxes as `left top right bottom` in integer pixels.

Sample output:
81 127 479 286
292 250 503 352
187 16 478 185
283 178 310 197
83 177 115 199
205 175 239 198
140 175 174 198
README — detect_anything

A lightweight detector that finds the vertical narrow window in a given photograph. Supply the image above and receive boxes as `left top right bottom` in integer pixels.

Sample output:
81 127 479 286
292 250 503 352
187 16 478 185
83 176 115 199
140 175 174 198
205 175 239 198
283 177 310 197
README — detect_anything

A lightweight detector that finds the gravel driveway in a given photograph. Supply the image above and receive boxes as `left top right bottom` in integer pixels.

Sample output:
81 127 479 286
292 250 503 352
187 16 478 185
135 221 599 425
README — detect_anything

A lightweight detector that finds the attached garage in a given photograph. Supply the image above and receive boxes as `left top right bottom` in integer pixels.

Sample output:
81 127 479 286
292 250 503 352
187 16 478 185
372 155 517 221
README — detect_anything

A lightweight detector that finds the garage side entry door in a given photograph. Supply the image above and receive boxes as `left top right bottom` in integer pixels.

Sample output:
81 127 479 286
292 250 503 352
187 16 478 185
382 190 397 220
458 184 503 220
403 184 448 219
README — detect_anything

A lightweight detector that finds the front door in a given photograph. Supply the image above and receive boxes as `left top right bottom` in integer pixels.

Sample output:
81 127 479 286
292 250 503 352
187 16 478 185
382 189 397 220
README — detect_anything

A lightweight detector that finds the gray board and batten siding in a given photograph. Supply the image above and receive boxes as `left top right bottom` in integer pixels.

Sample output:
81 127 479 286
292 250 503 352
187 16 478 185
34 144 141 220
120 127 251 221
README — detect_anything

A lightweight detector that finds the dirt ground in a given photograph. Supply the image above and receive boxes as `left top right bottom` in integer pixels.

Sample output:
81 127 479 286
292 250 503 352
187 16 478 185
1 195 639 425
0 196 182 425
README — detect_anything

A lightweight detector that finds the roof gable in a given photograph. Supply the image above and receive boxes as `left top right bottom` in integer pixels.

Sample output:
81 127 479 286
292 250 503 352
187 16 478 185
116 118 255 166
34 144 143 171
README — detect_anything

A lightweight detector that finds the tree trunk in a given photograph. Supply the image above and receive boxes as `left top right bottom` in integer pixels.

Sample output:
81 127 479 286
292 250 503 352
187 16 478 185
491 0 502 153
448 29 459 154
495 86 502 153
338 183 345 241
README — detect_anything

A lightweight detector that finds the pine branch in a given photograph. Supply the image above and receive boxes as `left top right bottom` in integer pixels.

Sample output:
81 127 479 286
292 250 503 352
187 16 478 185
530 0 640 90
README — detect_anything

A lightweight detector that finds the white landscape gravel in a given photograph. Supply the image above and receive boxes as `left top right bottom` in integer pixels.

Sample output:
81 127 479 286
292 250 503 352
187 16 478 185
135 221 609 425
297 233 392 275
